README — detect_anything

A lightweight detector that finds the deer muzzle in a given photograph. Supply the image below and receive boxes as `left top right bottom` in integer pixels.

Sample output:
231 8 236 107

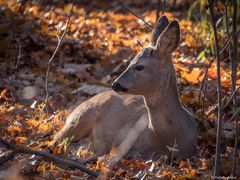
111 82 128 92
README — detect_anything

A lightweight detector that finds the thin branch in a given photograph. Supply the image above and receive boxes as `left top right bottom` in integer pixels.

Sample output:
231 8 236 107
206 86 240 117
156 0 166 22
169 139 178 166
228 107 240 123
44 0 76 115
231 0 238 176
0 151 18 166
205 96 226 117
200 76 209 125
162 0 166 15
198 26 240 117
0 138 99 177
198 29 240 106
120 2 153 29
156 0 160 22
208 0 223 177
225 87 239 110
15 40 22 70
136 39 143 47
219 29 240 56
224 0 232 85
198 58 214 120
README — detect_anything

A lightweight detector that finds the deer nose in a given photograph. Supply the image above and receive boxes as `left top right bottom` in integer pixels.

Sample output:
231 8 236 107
111 82 128 92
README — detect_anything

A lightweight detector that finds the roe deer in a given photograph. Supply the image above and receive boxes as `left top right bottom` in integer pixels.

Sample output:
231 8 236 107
54 16 197 158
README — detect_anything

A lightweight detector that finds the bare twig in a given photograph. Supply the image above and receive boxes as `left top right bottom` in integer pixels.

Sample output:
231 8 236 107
224 0 232 81
43 0 76 115
219 29 240 56
199 29 240 108
198 58 214 120
120 2 153 29
224 1 230 40
208 0 223 176
206 86 240 117
156 0 166 22
156 0 161 22
200 80 209 124
162 0 166 15
0 151 18 166
0 138 99 177
231 0 238 176
228 107 240 123
15 40 21 70
167 139 179 166
225 87 239 110
136 39 143 47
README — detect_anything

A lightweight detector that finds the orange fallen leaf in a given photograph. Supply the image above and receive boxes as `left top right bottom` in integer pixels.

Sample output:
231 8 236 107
181 68 204 84
39 122 53 133
96 157 111 174
185 34 196 47
15 136 27 144
37 162 47 173
0 88 9 101
161 169 171 177
7 125 22 133
53 145 65 156
179 160 185 169
26 119 40 127
200 158 207 170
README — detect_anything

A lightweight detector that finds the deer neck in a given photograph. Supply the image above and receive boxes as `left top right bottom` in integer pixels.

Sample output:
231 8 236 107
143 72 182 132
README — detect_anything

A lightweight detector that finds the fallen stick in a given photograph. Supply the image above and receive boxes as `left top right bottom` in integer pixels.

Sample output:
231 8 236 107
0 151 18 166
0 138 99 177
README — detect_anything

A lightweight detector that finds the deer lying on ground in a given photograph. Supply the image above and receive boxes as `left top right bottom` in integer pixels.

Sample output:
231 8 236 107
54 16 197 158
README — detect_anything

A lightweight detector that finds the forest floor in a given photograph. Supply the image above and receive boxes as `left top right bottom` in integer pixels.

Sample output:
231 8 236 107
0 0 239 179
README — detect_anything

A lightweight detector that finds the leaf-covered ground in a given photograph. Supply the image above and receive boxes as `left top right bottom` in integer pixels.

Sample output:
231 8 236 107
0 0 239 179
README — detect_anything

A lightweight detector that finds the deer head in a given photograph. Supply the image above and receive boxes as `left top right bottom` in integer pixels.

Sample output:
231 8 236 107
112 16 180 97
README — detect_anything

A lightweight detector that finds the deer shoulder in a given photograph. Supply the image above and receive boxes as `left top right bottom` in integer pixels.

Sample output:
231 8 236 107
54 91 146 152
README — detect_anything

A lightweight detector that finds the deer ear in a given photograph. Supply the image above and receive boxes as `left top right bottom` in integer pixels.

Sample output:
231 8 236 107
156 20 180 56
150 15 169 46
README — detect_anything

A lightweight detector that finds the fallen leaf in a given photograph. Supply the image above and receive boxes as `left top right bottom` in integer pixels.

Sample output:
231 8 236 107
181 68 204 84
185 34 196 47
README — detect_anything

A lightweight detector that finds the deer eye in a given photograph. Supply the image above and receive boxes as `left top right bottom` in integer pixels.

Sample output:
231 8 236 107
134 65 144 71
